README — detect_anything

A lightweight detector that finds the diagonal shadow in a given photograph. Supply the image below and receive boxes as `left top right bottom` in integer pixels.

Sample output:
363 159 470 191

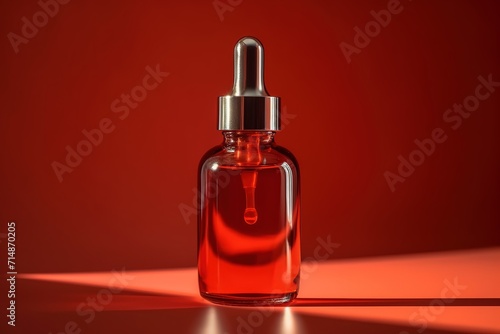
289 297 500 307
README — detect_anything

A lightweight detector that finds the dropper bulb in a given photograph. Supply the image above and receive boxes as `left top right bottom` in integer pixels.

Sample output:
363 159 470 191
233 37 268 96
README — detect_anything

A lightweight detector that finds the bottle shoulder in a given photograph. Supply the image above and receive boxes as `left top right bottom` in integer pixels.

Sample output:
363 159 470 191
273 145 300 169
198 145 224 170
199 144 299 171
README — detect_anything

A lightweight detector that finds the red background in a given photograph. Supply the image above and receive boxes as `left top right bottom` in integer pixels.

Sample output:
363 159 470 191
1 0 499 274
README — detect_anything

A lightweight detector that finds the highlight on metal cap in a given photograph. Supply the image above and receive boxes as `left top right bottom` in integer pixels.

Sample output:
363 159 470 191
218 37 281 131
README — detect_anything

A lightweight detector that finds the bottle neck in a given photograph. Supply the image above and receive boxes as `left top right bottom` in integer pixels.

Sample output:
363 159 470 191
222 132 275 165
222 131 275 148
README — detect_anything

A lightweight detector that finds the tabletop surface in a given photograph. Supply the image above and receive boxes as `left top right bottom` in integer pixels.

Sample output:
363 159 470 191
14 247 500 334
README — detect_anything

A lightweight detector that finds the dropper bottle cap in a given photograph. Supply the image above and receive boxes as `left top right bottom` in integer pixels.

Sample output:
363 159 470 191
218 37 281 131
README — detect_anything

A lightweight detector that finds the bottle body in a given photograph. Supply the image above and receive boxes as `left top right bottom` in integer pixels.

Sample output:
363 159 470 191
198 132 300 305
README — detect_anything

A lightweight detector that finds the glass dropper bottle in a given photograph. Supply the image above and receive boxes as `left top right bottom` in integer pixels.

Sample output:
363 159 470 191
198 36 301 306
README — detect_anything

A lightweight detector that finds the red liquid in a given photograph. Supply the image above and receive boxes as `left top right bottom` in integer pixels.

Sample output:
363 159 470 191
198 132 300 305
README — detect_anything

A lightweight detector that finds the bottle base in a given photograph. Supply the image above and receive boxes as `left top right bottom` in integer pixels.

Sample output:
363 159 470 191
200 291 297 306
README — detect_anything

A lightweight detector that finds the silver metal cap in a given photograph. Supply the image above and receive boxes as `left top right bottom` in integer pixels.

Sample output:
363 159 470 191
218 37 281 131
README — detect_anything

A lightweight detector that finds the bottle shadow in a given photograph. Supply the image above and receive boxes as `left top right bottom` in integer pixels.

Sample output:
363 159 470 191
289 297 500 307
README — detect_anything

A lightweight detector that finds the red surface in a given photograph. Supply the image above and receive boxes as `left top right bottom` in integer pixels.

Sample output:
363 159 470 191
18 248 500 333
